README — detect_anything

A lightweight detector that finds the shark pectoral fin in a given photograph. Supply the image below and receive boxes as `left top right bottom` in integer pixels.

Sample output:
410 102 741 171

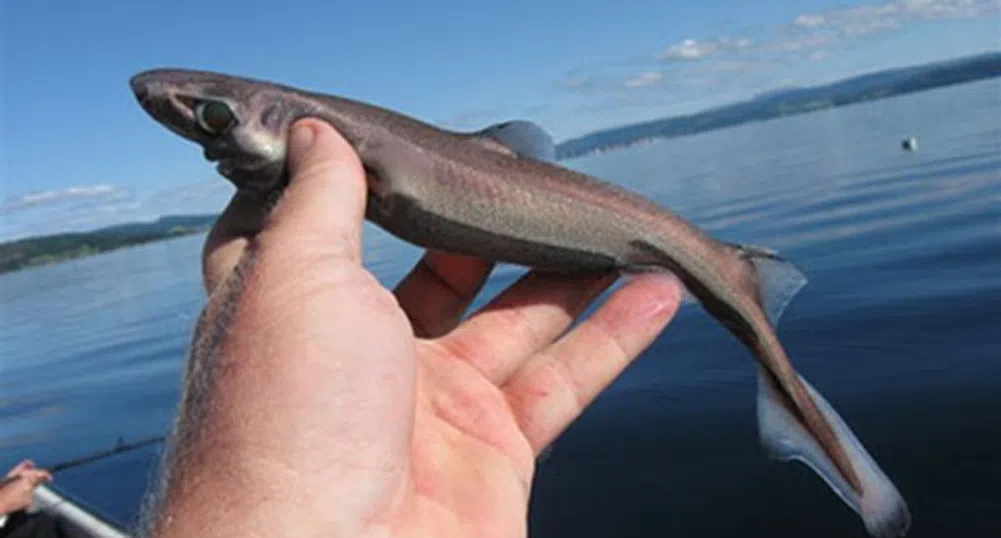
469 120 557 162
757 368 911 538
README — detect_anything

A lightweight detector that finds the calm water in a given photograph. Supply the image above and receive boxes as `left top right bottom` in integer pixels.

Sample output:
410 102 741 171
2 80 999 536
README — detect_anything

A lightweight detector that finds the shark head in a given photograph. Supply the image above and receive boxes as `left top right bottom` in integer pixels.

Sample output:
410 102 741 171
130 68 314 191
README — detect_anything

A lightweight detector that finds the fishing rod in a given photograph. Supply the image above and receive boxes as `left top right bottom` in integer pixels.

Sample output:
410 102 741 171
48 434 166 473
1 435 166 487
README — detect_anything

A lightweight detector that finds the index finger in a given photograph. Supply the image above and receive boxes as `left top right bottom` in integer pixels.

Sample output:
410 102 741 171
202 189 273 294
394 251 495 338
503 273 683 452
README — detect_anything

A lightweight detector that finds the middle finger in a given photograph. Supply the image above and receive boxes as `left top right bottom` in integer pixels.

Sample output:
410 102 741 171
432 270 617 384
394 251 494 338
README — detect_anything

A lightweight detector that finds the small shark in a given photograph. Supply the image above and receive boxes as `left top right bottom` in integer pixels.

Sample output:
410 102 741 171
130 68 910 537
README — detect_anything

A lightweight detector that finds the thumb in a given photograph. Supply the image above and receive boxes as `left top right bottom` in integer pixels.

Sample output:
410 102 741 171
260 118 368 263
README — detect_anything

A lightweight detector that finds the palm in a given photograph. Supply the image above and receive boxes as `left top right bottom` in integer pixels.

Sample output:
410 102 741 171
404 351 535 537
376 253 681 537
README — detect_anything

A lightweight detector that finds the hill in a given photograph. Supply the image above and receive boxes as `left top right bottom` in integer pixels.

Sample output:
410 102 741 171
555 51 1001 159
0 214 217 274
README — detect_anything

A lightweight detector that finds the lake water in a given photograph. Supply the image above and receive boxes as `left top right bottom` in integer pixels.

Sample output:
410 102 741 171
1 79 999 537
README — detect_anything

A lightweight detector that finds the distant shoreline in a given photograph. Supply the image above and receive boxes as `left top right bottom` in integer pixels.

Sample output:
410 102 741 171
554 51 1001 159
4 52 999 274
0 217 216 275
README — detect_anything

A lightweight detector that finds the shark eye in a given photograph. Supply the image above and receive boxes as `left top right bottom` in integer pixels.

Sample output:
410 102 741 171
195 101 236 136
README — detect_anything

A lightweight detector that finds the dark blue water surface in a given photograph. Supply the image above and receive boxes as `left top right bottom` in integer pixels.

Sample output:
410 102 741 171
2 80 999 537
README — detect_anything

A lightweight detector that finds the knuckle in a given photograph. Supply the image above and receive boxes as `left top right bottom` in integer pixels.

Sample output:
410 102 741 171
292 145 362 183
295 156 341 181
506 358 584 446
256 224 361 266
583 318 631 367
433 332 488 369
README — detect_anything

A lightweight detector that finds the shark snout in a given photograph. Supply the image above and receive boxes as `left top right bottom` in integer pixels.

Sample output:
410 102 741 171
130 82 149 105
128 70 200 137
129 71 164 107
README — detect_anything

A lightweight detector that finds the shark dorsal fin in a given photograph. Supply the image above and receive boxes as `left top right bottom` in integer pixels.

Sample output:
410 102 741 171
469 120 556 163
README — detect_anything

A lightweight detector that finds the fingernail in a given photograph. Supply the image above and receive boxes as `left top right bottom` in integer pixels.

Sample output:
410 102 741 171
289 122 316 152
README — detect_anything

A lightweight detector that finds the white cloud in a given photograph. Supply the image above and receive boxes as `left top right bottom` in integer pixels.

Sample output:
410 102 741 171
763 33 836 53
734 38 753 49
548 0 997 137
625 71 664 88
767 0 997 53
809 50 832 61
904 0 997 19
792 0 997 40
795 14 827 28
1 184 130 214
0 179 235 241
659 39 717 60
658 36 753 62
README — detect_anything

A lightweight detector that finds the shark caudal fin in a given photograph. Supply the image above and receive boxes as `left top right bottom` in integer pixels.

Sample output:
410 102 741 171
758 370 911 537
734 244 911 537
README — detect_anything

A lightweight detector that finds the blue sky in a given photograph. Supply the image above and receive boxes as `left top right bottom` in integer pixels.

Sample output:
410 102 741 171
2 0 998 240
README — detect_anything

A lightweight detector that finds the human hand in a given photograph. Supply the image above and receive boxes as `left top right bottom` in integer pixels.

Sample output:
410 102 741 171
147 119 682 538
0 460 51 515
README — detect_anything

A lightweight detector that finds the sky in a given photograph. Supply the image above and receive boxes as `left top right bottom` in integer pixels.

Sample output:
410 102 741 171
2 0 999 240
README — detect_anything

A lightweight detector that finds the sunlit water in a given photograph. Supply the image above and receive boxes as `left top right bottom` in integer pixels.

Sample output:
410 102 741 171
2 80 999 536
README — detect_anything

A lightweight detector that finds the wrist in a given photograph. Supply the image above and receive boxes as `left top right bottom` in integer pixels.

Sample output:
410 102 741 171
147 443 364 538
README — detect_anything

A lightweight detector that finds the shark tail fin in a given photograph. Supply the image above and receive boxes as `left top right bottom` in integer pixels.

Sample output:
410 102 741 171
758 369 911 537
732 243 911 537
